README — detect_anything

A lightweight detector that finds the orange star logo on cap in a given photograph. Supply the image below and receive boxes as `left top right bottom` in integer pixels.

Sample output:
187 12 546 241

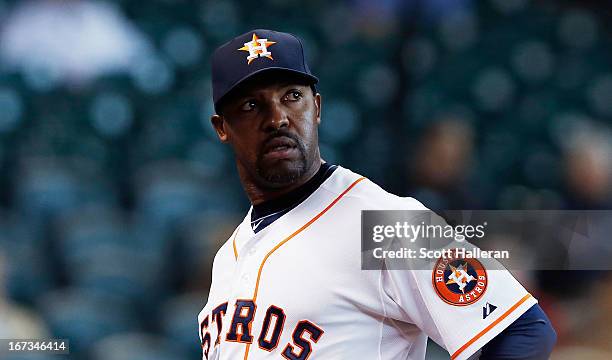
238 33 276 64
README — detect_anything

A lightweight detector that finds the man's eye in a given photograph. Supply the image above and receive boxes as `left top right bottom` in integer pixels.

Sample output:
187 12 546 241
285 90 303 101
240 100 257 111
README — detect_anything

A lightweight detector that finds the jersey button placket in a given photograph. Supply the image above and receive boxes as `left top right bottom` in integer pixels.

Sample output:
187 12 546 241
234 238 259 294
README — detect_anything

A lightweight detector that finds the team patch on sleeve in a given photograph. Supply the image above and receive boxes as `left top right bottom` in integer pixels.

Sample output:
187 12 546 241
432 254 488 306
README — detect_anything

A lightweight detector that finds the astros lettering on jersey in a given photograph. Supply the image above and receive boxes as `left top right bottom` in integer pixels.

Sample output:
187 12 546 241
198 167 537 360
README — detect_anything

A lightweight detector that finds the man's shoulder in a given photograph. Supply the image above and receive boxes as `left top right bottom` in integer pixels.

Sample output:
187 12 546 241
325 166 429 211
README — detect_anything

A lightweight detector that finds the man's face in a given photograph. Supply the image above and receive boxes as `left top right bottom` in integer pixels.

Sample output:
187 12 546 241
211 73 321 189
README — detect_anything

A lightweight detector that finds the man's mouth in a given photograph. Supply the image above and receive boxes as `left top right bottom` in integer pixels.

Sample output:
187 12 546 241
262 136 299 159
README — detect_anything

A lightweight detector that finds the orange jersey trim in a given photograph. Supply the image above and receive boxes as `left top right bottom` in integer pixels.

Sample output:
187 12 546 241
243 176 366 360
232 227 240 260
450 293 533 360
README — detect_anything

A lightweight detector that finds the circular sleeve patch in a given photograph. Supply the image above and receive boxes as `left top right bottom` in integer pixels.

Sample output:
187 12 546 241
432 253 488 306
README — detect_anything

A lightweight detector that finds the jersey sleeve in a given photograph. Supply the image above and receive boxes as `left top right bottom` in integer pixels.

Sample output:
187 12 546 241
375 198 538 360
382 248 537 360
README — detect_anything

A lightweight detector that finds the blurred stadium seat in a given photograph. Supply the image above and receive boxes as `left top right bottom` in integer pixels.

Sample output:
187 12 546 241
0 210 55 304
14 157 117 229
132 160 235 232
37 288 138 358
91 332 188 360
159 292 207 358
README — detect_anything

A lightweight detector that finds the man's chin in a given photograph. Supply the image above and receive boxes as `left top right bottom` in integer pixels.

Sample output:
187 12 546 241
257 160 306 188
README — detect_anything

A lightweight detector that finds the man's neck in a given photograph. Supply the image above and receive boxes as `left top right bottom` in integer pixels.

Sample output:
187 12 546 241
240 159 323 205
249 162 338 233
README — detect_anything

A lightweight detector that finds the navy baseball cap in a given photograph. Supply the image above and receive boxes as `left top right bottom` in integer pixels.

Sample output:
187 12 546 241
211 29 318 112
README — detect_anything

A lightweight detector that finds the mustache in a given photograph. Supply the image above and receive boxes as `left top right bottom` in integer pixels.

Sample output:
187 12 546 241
261 129 302 150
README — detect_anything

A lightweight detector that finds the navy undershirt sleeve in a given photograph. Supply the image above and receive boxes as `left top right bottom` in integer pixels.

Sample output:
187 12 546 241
479 304 556 360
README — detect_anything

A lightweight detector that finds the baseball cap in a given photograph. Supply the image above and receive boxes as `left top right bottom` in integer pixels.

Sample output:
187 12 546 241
211 29 318 112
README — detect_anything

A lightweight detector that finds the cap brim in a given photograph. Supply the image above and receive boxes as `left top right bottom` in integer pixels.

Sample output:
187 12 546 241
214 67 319 113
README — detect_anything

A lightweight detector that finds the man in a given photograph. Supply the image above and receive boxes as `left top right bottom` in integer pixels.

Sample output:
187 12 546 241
198 29 556 360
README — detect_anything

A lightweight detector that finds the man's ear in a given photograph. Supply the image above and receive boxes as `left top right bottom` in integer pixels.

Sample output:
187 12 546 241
211 114 228 142
314 93 322 125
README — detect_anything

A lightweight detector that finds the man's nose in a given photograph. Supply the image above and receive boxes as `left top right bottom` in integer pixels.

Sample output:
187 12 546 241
263 103 289 132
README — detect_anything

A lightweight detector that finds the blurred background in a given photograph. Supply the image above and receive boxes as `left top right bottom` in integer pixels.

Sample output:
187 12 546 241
0 0 611 359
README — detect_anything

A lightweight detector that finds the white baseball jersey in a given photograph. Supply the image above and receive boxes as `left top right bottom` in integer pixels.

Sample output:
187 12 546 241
197 166 537 360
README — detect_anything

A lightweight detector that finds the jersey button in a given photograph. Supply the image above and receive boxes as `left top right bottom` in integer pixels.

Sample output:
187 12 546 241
242 274 250 282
